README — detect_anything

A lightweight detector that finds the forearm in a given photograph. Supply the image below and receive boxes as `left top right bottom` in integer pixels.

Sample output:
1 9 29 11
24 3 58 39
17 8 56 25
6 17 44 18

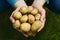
14 0 27 8
7 0 27 8
32 0 46 7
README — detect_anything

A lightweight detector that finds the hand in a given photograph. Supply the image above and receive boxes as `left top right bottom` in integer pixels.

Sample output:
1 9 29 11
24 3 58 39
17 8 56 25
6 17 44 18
32 0 46 32
10 0 29 37
10 7 29 37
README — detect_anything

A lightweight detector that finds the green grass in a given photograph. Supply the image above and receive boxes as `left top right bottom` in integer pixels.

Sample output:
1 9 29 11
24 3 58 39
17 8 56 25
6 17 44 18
0 8 60 40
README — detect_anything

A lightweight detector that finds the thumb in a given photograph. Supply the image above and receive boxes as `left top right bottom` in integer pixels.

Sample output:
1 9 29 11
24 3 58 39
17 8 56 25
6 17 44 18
10 16 15 23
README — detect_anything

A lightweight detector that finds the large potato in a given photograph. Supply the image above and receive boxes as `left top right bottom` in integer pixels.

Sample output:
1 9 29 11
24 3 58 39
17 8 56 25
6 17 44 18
20 15 28 23
20 23 31 32
31 8 38 15
31 21 41 31
13 20 20 29
28 6 33 13
28 14 35 24
20 6 28 14
35 13 41 20
13 11 22 19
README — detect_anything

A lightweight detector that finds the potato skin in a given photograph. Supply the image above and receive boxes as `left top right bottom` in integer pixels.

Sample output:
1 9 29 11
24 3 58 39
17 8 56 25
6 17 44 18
31 8 38 15
28 6 33 13
13 20 20 29
35 13 41 20
20 6 28 14
28 14 35 24
20 23 31 32
31 21 41 31
12 6 43 37
13 11 22 19
20 15 28 23
27 31 36 36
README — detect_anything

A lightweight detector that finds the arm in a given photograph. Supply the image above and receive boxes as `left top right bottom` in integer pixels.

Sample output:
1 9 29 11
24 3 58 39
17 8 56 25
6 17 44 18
32 0 46 7
7 0 27 8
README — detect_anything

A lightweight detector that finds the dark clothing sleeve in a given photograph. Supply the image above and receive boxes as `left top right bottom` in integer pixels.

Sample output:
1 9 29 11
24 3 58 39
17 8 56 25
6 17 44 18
0 0 18 13
46 0 60 13
0 0 9 12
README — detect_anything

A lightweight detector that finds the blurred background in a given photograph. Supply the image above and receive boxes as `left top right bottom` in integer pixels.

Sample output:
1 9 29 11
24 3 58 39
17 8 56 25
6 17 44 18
0 0 60 40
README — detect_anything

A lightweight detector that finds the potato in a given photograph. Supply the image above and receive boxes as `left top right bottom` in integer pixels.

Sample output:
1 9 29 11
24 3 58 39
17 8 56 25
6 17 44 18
35 13 41 20
20 15 28 23
13 20 20 29
31 21 41 31
20 6 28 14
20 23 31 32
27 31 33 36
28 14 35 24
13 11 22 19
28 6 33 13
31 8 38 15
27 31 36 36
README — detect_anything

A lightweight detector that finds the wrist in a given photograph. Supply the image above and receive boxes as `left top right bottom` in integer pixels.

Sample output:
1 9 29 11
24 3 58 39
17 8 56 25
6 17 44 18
32 2 43 10
32 0 46 7
32 4 42 11
14 0 27 8
7 0 27 8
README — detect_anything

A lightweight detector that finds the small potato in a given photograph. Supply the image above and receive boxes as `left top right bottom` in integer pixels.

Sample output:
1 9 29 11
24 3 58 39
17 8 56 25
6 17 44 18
35 13 41 20
20 23 31 32
13 20 20 29
20 15 28 23
31 8 38 15
27 31 36 36
20 6 28 14
28 6 33 13
13 11 22 19
28 14 35 24
31 21 41 31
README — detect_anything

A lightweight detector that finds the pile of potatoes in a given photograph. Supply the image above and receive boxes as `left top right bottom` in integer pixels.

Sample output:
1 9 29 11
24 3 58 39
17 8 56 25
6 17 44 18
12 6 42 36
